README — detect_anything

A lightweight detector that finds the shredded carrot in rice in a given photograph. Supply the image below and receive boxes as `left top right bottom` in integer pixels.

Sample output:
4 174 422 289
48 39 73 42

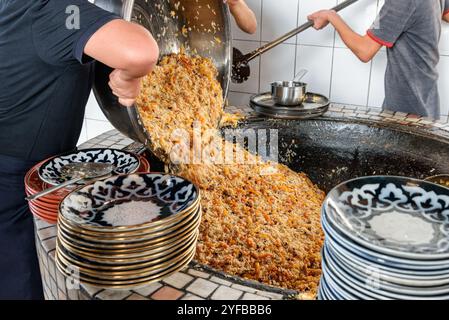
136 52 325 296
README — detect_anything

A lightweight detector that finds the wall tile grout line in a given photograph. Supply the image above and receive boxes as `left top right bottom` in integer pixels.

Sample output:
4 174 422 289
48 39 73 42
366 60 374 107
258 0 264 94
366 0 381 108
230 89 260 95
293 0 300 79
259 41 297 47
299 43 337 49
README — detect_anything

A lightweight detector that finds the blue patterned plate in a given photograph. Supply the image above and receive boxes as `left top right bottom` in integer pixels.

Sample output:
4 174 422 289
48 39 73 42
324 223 449 275
326 240 449 296
317 278 329 300
321 257 368 300
59 173 199 231
324 244 449 300
322 210 449 270
324 176 449 260
39 148 140 185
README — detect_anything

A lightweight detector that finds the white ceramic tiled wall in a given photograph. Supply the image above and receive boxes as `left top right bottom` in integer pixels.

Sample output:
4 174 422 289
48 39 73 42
78 92 114 145
79 0 449 145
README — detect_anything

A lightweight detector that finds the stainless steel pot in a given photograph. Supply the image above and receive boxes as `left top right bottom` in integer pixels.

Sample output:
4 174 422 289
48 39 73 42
271 81 307 106
271 69 308 106
91 0 232 144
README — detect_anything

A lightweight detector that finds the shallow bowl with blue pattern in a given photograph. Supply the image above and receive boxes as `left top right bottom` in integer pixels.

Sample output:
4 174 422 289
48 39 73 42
59 173 199 232
39 148 141 186
323 176 449 260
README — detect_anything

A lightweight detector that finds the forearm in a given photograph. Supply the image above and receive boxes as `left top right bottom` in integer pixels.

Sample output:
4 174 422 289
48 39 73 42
85 20 159 107
327 11 374 62
118 66 150 81
229 1 257 34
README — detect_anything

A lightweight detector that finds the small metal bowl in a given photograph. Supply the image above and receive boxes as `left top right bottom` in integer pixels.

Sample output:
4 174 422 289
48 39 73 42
271 81 307 106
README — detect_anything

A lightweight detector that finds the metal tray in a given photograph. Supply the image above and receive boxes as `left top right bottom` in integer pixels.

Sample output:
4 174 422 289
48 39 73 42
250 92 329 119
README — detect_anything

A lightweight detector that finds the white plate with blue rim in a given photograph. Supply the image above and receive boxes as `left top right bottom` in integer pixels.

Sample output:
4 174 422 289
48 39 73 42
317 279 326 300
320 247 356 300
324 241 449 298
320 269 346 300
322 248 365 300
319 281 335 300
326 236 449 287
321 209 449 271
328 239 449 283
39 148 141 186
321 210 449 271
323 243 449 300
328 246 449 298
326 235 449 291
323 245 396 300
321 256 370 300
323 176 449 260
59 173 200 232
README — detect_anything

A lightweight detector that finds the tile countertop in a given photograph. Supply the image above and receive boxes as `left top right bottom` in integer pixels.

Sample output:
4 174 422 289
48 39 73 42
34 104 449 300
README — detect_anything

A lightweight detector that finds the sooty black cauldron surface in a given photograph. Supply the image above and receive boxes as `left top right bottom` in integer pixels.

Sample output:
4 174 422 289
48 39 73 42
145 118 449 193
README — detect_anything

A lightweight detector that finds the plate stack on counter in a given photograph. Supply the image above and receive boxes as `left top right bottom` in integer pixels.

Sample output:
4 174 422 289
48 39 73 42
56 173 201 289
25 148 148 224
319 176 449 300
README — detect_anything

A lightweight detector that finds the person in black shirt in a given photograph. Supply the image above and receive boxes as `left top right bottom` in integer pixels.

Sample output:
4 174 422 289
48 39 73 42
0 0 159 299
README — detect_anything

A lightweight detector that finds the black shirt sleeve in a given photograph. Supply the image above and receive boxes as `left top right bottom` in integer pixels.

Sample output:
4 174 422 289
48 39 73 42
31 0 120 66
444 0 449 15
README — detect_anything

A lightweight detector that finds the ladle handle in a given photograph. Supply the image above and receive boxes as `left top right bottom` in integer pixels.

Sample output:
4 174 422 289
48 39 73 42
293 69 308 82
25 177 84 201
242 0 359 63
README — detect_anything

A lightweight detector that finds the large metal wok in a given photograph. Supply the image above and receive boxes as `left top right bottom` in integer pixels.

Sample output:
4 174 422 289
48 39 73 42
92 0 232 144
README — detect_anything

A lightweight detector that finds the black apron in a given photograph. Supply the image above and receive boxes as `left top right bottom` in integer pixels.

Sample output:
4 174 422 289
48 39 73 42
0 154 44 299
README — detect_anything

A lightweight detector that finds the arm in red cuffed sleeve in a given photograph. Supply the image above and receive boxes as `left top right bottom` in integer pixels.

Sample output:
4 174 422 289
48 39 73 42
367 0 416 48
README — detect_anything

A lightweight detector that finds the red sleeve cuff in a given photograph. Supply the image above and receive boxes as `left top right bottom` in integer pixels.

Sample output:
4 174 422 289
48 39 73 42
367 30 394 48
444 9 449 16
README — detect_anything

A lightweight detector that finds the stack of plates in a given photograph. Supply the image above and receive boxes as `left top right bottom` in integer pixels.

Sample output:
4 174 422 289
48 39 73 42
25 160 69 224
250 92 329 119
319 176 449 300
137 155 150 172
25 149 147 224
56 173 201 289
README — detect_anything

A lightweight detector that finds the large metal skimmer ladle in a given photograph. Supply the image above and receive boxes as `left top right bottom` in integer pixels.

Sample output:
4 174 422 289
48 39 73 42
232 0 359 83
26 163 116 201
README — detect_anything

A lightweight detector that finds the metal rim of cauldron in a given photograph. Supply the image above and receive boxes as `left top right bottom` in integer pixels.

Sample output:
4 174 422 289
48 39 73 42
238 114 449 144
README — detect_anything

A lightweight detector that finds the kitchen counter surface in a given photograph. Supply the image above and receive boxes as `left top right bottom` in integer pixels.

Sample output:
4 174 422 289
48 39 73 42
34 104 449 300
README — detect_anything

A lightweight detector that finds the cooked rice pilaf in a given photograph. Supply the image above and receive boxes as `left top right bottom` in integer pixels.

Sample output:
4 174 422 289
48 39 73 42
136 52 325 296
